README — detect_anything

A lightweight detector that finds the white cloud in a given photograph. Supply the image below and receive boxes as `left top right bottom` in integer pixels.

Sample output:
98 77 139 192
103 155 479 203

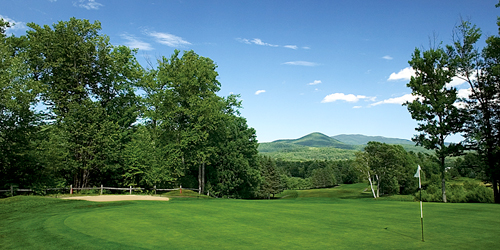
382 55 393 60
255 90 266 95
388 67 415 81
49 0 57 2
121 33 154 51
282 61 318 66
308 80 321 85
321 93 372 103
445 76 467 88
147 31 191 47
284 45 298 49
370 93 417 106
457 88 472 99
0 15 27 33
74 0 103 10
238 38 308 50
251 38 278 47
353 106 362 109
453 88 473 108
454 102 467 109
236 38 251 44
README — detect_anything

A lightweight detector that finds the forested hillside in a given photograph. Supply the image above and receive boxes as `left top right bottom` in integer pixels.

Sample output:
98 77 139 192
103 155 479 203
332 134 414 145
274 132 355 149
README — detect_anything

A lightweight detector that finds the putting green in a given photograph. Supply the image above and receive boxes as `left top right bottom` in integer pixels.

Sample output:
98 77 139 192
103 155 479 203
1 189 499 249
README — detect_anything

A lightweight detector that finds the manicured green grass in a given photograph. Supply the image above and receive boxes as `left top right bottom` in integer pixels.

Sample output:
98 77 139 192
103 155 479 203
1 185 499 249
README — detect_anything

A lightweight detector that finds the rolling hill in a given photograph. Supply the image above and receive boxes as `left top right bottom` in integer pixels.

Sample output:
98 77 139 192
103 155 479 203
258 132 432 161
273 132 355 150
331 134 415 145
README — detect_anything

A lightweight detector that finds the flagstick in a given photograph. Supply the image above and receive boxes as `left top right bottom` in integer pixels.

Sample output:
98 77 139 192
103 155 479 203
415 165 424 242
420 187 424 242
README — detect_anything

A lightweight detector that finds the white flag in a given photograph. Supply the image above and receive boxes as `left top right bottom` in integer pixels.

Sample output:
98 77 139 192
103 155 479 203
414 165 421 189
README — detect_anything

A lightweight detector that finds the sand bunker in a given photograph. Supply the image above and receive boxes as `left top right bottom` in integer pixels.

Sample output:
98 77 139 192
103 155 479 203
62 195 169 202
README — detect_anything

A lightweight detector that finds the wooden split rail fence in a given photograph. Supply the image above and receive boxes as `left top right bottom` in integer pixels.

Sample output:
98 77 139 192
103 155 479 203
0 185 199 196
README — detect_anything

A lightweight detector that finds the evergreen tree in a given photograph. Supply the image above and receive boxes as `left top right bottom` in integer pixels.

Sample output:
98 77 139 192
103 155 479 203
260 156 282 199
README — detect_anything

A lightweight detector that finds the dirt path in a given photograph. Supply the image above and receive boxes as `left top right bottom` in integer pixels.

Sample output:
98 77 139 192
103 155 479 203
61 195 169 202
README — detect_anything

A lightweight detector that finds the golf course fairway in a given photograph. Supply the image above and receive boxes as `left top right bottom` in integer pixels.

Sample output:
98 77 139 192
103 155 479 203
1 185 499 249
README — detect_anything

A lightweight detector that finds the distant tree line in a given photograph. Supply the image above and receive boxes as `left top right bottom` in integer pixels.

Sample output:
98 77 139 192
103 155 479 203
267 140 493 202
0 18 270 198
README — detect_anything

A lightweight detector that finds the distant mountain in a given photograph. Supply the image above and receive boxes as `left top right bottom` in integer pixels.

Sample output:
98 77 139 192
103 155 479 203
273 132 355 150
258 132 432 161
331 134 415 146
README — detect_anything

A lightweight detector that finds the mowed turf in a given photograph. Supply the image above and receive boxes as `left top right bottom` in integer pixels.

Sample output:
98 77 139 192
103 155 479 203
1 184 499 249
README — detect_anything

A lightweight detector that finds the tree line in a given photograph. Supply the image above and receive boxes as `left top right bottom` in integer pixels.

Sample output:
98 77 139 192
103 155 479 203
404 10 500 203
260 141 492 202
0 18 272 198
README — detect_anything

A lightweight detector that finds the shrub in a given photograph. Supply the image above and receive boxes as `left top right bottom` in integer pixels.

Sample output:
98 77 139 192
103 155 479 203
466 185 494 203
415 179 494 203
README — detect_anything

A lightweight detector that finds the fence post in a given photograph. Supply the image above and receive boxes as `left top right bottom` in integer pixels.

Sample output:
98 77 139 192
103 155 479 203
130 186 132 195
180 185 182 194
70 184 73 195
154 185 156 195
10 185 13 197
100 184 103 195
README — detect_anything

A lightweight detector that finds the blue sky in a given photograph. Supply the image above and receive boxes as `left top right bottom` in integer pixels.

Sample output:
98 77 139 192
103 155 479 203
2 0 499 142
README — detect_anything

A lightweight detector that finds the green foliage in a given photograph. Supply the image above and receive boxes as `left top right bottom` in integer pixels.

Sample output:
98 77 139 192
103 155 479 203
449 19 500 203
282 176 311 190
0 18 45 188
258 156 283 198
0 18 260 199
310 166 337 188
260 146 357 161
451 153 487 179
404 44 466 202
355 142 418 197
139 50 261 198
417 178 493 203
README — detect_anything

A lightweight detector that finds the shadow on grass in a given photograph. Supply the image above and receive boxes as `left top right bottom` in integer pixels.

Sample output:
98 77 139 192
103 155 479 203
383 227 422 241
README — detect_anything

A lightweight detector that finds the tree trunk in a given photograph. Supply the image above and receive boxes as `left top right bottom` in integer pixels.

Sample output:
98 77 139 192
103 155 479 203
441 156 447 203
198 164 202 194
202 162 205 195
375 174 380 198
493 177 499 203
367 172 376 199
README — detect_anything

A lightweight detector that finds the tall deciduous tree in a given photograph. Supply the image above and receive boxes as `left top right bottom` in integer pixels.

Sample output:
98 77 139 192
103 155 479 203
0 19 45 188
141 50 222 193
451 19 500 203
25 18 141 188
355 142 411 198
404 47 465 203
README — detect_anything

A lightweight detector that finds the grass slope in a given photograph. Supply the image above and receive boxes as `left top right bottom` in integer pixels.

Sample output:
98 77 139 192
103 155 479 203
259 146 357 161
2 187 499 249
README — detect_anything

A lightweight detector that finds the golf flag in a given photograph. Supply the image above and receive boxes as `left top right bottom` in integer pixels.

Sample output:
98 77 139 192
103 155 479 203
414 165 421 189
415 165 424 241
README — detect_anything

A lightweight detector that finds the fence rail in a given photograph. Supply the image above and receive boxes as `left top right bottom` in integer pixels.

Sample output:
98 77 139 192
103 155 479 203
0 185 199 196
